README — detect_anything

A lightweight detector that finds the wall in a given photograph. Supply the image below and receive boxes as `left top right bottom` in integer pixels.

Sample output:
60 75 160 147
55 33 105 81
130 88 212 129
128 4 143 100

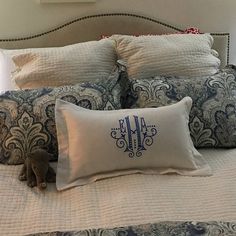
0 0 236 63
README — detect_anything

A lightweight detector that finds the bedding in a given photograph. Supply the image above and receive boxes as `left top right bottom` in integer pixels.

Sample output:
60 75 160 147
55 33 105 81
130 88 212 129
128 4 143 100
0 148 236 235
6 38 117 89
0 12 233 236
0 50 15 92
127 66 236 148
0 62 127 165
111 33 220 78
26 221 236 236
55 97 211 190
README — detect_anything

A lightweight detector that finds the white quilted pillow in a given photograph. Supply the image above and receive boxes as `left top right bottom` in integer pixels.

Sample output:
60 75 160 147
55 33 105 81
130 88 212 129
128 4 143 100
7 39 117 89
111 34 220 79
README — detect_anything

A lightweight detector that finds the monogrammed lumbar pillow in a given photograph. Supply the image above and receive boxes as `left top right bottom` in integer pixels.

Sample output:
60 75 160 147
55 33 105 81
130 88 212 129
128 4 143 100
55 97 211 190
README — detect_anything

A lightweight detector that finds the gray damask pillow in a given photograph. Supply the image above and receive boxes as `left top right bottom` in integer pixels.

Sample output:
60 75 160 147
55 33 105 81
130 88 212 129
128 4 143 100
128 65 236 148
0 62 129 164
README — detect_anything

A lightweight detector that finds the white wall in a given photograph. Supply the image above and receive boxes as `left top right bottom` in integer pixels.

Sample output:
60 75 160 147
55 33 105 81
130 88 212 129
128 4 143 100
0 0 236 63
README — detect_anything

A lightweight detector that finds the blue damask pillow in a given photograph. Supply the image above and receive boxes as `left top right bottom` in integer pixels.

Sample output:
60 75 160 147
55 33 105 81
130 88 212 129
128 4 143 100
128 65 236 148
0 62 129 164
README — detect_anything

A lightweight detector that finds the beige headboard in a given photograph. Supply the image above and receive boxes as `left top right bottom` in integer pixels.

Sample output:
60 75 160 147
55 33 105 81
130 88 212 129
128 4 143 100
0 13 230 67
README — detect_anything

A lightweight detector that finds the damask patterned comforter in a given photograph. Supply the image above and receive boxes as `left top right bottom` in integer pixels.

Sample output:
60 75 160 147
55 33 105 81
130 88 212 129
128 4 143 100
26 221 236 236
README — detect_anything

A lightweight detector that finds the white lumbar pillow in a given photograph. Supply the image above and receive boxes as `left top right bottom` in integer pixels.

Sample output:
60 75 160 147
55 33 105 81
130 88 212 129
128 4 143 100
111 33 220 79
55 97 212 191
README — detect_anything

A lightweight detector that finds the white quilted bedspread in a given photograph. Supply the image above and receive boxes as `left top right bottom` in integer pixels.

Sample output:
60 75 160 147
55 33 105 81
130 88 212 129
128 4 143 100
1 149 236 236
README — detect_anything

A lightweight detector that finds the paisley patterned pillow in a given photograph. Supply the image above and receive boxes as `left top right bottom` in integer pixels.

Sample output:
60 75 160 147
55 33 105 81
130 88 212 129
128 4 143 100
0 62 128 164
128 65 236 148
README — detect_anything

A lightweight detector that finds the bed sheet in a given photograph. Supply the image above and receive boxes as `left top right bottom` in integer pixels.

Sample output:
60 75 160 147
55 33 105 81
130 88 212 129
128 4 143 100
0 148 236 235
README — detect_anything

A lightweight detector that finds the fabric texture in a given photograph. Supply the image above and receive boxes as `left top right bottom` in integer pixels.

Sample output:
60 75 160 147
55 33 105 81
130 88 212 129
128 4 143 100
55 97 211 190
0 63 127 165
10 39 117 89
111 33 220 79
0 148 236 236
0 50 15 92
127 66 236 148
25 221 236 236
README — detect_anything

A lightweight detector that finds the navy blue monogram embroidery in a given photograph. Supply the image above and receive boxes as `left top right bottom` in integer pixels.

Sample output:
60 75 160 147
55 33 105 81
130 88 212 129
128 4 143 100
111 116 158 157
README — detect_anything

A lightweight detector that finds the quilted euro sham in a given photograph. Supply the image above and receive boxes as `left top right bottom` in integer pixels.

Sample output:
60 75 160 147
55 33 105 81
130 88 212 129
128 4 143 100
111 33 220 79
8 39 117 89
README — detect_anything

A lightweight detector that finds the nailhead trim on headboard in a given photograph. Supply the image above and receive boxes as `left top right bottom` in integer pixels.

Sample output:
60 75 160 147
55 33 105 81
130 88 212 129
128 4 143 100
0 13 230 64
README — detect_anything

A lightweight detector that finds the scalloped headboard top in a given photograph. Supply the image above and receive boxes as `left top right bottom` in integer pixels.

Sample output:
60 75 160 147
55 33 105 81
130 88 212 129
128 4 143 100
0 13 230 67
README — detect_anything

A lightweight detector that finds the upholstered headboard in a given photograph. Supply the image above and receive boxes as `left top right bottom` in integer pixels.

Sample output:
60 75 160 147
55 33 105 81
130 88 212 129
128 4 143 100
0 13 230 67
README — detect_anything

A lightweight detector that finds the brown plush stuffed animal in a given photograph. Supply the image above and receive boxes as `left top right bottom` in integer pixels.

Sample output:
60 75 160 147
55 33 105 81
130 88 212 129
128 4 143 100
18 149 56 190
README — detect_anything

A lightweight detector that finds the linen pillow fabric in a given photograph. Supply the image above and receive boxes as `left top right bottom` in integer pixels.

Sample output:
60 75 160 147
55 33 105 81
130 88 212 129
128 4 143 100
111 34 220 79
0 50 15 92
7 38 117 89
128 66 236 147
55 97 211 190
0 63 127 165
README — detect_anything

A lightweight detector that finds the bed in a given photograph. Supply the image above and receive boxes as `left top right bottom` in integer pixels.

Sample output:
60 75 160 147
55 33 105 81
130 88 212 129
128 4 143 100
0 13 236 236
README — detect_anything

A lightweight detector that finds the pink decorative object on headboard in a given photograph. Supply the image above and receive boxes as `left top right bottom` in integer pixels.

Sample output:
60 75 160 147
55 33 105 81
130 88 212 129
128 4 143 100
183 27 201 34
